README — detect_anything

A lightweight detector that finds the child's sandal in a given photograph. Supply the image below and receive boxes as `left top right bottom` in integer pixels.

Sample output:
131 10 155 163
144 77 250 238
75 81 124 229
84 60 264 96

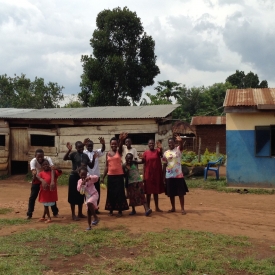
45 219 52 223
39 218 46 222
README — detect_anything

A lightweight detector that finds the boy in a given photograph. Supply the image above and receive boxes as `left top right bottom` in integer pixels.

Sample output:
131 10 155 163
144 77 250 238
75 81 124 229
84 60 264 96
120 133 138 164
26 149 59 219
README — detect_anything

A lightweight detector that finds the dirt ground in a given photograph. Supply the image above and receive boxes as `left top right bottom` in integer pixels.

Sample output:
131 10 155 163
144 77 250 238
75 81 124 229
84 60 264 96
1 169 275 246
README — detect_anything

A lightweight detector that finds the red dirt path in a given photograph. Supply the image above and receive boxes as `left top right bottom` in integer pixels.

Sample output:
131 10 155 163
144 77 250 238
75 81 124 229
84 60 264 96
1 170 275 246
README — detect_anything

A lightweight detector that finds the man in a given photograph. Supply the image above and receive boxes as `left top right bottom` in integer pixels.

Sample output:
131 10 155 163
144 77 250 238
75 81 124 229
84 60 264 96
83 137 105 214
27 149 60 219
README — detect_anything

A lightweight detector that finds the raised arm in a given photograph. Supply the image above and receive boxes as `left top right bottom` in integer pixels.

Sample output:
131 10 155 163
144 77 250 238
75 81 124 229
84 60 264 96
99 137 106 153
118 132 128 156
101 153 108 183
156 140 163 157
175 134 184 151
63 142 72 160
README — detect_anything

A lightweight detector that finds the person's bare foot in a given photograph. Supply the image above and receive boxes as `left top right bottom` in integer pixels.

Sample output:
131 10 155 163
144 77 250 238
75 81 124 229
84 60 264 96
168 209 176 213
77 214 87 218
155 208 163 212
181 210 187 215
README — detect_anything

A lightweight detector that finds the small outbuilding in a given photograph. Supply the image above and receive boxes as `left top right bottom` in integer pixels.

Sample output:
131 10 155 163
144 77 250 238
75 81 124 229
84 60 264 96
224 88 275 187
190 116 226 154
0 105 179 176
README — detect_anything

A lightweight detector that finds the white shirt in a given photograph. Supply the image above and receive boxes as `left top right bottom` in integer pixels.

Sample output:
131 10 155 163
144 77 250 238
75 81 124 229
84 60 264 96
122 145 138 164
84 149 104 176
30 156 54 173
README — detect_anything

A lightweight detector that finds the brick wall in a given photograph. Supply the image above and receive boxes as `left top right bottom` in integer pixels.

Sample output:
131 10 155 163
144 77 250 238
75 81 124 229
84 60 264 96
195 125 226 154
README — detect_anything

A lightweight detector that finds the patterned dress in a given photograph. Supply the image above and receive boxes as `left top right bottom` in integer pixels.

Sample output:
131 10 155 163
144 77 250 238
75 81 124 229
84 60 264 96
162 146 189 197
125 163 146 207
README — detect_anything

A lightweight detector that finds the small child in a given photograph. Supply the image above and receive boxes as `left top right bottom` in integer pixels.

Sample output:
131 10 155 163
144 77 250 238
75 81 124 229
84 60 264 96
123 153 152 216
77 166 100 230
36 160 62 223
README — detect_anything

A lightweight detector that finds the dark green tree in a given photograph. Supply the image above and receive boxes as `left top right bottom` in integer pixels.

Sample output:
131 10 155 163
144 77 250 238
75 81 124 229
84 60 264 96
79 7 160 106
0 74 64 108
226 70 268 88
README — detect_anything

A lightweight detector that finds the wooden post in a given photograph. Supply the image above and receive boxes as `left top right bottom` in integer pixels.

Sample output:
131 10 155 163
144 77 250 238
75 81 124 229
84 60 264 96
216 142 220 157
198 137 201 162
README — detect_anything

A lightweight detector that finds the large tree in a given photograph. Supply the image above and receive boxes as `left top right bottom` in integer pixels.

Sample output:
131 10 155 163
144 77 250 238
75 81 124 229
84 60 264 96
0 74 64 108
79 7 160 106
226 70 268 89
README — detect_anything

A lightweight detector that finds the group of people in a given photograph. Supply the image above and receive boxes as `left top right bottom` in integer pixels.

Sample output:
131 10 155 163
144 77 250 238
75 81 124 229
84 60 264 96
26 133 189 230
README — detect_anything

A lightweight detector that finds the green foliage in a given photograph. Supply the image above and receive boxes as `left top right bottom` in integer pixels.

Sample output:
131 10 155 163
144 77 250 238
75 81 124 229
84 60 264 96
80 7 160 106
0 74 64 108
226 70 268 89
181 149 226 166
173 82 235 121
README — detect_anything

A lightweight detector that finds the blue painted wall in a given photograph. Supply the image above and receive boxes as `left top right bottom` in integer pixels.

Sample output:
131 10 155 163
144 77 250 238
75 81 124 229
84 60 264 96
226 130 275 187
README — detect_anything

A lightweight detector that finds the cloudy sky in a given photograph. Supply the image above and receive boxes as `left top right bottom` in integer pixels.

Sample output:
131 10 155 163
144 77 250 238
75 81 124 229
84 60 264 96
1 0 275 103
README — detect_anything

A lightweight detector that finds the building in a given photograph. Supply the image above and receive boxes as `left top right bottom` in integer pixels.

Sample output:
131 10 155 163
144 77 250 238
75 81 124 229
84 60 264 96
190 116 226 154
0 105 179 175
224 88 275 187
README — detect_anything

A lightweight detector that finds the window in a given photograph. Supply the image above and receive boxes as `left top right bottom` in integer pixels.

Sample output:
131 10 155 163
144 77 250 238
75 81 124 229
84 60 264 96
115 133 155 145
0 135 5 146
30 135 55 147
255 125 275 157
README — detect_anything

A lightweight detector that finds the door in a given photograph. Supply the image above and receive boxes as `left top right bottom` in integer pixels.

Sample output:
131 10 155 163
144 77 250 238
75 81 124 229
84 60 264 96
10 128 29 161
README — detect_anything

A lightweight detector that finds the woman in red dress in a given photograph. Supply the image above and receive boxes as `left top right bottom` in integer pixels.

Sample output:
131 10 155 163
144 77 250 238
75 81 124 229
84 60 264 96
140 139 165 212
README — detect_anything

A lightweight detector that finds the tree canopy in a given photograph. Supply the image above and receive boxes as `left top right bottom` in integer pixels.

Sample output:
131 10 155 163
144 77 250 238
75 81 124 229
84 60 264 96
0 74 64 109
226 70 268 89
79 7 160 106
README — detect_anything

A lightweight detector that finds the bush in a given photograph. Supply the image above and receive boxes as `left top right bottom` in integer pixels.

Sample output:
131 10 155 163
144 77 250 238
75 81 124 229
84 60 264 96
181 149 226 167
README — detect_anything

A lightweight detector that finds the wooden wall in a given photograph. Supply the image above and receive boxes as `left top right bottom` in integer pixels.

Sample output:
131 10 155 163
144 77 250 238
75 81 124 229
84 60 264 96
3 119 174 175
0 120 10 175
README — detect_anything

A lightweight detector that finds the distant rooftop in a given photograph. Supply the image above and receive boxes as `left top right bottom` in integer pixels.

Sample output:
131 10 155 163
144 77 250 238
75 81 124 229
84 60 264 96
191 116 226 125
0 105 179 120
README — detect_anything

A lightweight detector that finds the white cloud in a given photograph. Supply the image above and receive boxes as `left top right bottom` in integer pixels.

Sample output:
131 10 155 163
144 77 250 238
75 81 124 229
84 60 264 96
0 0 275 99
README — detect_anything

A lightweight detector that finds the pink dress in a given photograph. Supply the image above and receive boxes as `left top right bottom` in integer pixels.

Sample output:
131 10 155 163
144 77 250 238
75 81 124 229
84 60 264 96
77 175 99 209
143 148 165 194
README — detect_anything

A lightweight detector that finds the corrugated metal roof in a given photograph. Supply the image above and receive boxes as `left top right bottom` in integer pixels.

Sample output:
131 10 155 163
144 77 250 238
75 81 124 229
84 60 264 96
223 88 275 107
0 105 180 120
191 116 226 125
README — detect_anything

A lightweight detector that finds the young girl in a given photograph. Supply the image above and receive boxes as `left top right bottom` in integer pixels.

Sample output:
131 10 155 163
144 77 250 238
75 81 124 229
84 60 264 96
123 153 152 216
37 160 62 223
77 166 100 230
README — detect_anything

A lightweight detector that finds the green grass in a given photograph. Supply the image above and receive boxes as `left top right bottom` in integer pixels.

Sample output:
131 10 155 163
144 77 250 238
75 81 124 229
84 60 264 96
0 224 275 275
0 208 12 215
186 177 275 194
0 218 29 229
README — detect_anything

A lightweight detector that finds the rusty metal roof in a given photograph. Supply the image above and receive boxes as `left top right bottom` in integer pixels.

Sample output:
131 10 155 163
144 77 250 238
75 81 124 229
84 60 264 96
223 88 275 107
0 105 179 120
191 116 226 125
172 121 195 134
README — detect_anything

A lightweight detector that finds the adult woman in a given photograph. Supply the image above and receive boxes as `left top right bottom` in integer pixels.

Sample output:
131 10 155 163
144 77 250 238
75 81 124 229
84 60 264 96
102 136 129 217
140 139 165 212
162 135 189 215
63 141 96 221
